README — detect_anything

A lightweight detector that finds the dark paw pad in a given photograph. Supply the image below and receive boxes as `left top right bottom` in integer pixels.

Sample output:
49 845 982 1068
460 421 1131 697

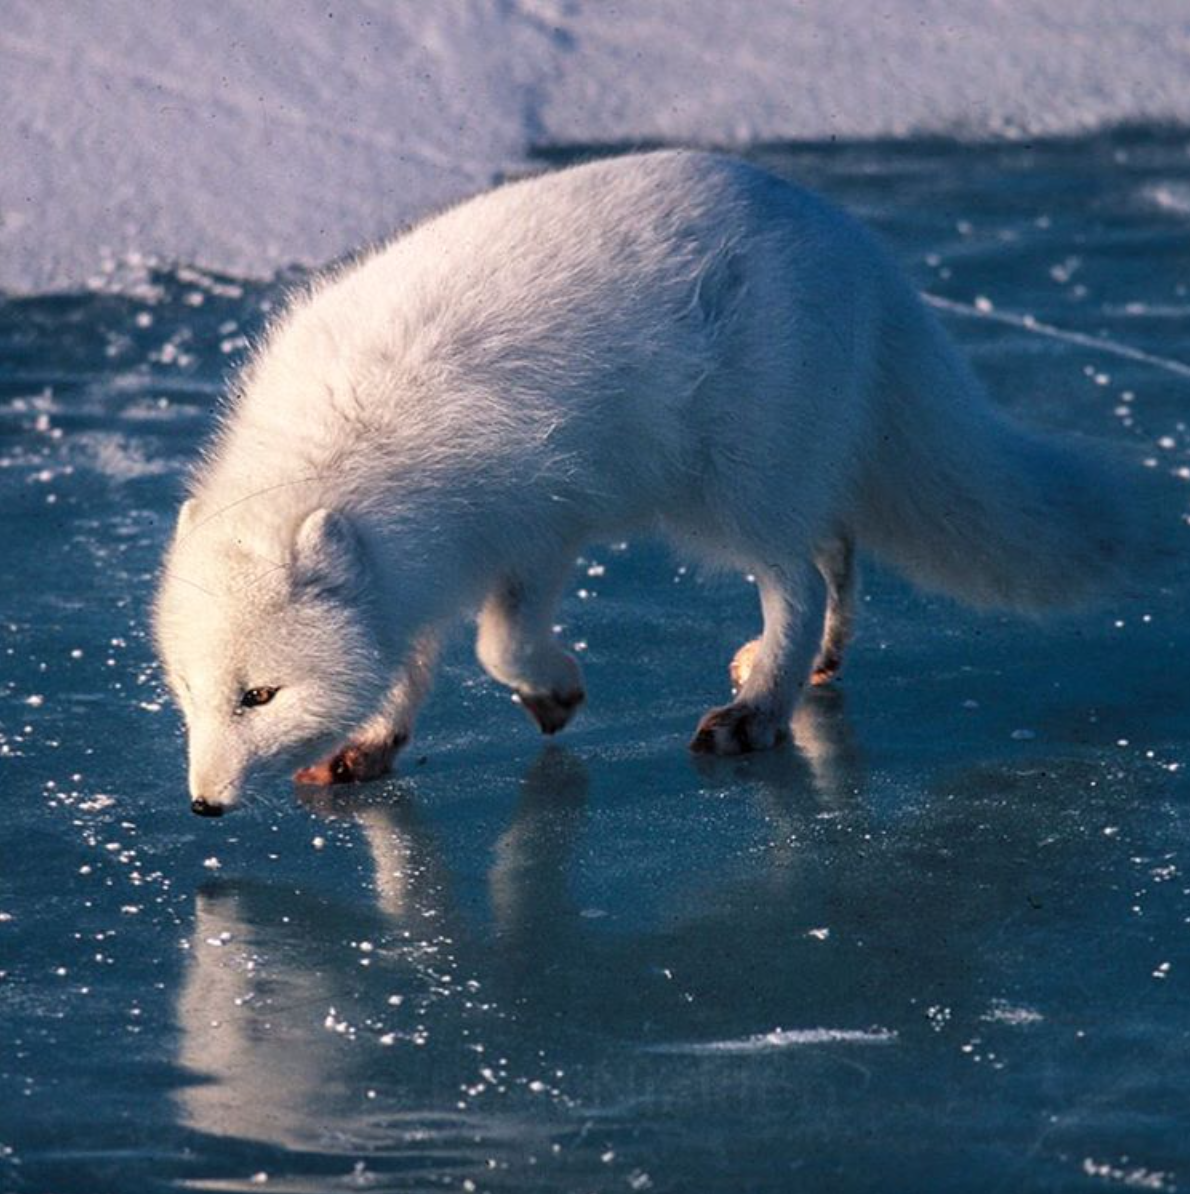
516 688 585 735
689 702 787 756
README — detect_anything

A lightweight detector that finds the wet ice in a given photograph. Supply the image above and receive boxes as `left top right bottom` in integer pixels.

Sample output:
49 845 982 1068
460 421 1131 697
2 134 1190 1192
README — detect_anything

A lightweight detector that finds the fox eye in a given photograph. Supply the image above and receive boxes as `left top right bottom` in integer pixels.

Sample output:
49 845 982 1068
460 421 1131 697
240 686 279 709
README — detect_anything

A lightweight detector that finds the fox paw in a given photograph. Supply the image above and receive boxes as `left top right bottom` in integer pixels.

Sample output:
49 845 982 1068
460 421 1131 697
515 687 585 735
294 732 408 786
690 701 788 756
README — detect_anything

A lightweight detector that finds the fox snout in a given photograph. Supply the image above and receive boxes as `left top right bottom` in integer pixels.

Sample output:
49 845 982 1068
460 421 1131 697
188 777 241 817
188 748 244 818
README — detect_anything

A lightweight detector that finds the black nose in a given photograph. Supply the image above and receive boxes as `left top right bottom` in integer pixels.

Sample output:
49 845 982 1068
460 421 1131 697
191 797 225 818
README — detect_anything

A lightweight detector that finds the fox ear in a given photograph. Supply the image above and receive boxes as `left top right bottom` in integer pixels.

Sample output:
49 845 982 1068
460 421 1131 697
292 508 366 596
176 498 199 538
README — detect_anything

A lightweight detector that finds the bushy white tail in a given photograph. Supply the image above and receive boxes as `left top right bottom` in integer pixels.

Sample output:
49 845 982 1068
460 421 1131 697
854 285 1134 612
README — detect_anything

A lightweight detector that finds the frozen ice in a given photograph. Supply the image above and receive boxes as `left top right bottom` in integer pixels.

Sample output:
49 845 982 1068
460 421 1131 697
2 134 1189 1192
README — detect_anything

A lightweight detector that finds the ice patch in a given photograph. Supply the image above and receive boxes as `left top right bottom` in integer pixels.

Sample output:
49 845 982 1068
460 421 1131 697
1142 181 1190 217
1082 1156 1176 1190
1105 302 1190 320
79 433 176 480
647 1027 897 1054
925 293 1190 382
981 1000 1044 1026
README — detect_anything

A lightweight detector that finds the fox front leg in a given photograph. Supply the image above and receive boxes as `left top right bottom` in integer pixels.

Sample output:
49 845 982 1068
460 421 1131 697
477 561 586 736
294 631 440 785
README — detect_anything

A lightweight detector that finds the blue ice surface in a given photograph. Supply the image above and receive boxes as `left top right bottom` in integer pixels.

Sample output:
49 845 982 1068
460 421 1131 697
1 132 1189 1193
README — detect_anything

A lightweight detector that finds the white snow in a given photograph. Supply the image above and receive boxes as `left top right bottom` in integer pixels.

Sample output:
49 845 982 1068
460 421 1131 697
5 0 1190 293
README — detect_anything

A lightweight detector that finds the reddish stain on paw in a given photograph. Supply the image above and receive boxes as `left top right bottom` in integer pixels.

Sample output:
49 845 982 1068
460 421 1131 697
811 655 841 686
294 732 407 786
729 638 761 693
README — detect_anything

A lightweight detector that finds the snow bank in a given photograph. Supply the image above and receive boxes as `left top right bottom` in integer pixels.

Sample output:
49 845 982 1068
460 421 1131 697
5 0 1190 293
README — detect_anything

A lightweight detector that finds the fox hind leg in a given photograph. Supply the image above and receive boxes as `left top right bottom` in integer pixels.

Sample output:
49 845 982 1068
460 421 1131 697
810 531 857 685
730 531 857 694
695 561 826 755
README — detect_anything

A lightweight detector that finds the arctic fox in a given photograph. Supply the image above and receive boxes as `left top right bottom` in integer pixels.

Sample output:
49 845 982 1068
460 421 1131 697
155 150 1134 816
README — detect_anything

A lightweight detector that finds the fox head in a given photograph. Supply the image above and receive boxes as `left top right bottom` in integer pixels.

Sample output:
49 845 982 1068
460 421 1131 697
154 502 391 815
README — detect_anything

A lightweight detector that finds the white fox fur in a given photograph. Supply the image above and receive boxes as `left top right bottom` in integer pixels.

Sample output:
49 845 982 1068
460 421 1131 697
154 150 1134 813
